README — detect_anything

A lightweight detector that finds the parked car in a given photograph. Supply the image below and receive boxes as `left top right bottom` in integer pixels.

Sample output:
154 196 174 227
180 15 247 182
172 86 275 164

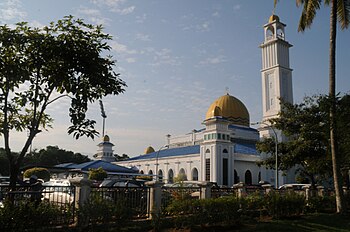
99 178 146 188
278 183 311 190
42 179 74 204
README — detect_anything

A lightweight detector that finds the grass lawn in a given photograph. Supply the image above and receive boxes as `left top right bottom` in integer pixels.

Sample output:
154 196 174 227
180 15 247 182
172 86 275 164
239 213 350 232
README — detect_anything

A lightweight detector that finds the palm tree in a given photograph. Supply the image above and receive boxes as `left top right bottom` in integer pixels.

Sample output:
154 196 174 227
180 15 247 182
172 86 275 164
274 0 350 213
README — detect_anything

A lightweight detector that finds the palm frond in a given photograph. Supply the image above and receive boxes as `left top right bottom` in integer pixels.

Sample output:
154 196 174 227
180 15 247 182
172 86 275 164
337 0 350 29
297 0 322 32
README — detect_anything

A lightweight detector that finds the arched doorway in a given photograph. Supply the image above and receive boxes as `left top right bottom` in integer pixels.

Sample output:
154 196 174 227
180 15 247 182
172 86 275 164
245 170 252 185
178 168 187 181
168 169 174 183
158 169 163 182
234 169 239 184
148 170 153 180
192 168 198 181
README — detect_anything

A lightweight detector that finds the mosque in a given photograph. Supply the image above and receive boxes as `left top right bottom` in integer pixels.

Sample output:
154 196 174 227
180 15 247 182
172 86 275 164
97 14 296 187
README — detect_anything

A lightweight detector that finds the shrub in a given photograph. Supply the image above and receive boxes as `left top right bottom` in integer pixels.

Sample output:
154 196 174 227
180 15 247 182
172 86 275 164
88 167 107 181
23 167 50 181
264 191 305 219
0 200 62 231
306 195 336 213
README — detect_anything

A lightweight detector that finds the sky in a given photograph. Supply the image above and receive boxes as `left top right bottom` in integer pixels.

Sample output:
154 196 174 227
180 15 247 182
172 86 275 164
1 0 349 158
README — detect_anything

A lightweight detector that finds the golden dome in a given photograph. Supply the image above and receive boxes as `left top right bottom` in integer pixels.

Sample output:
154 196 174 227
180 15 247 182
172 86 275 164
269 14 280 23
205 94 250 126
144 146 155 154
103 135 110 142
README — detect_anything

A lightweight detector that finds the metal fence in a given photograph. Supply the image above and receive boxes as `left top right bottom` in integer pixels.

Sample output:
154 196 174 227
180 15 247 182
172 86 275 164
0 185 76 225
161 186 202 210
90 186 150 218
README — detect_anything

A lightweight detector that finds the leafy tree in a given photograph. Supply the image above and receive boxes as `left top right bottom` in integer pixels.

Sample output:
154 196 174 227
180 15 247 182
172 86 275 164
114 153 130 161
23 167 50 181
257 94 350 186
24 145 90 167
88 167 107 181
0 16 126 189
274 0 350 214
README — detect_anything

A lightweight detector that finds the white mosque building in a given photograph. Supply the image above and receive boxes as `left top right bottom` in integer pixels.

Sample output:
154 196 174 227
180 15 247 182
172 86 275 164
97 14 295 187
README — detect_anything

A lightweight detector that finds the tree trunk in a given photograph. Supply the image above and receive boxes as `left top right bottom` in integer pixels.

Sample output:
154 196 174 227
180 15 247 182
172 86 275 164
329 0 344 214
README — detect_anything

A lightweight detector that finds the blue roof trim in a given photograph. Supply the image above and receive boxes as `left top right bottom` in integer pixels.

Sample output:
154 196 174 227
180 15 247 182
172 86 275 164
127 145 200 161
229 124 258 132
234 143 258 155
54 160 136 173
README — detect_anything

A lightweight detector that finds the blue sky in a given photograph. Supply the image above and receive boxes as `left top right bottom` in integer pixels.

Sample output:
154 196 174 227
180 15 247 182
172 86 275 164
1 0 349 158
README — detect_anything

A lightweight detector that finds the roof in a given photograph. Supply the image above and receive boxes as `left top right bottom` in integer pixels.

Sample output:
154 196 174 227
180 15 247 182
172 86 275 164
234 143 258 155
127 145 200 161
229 124 258 132
54 160 137 173
125 142 258 161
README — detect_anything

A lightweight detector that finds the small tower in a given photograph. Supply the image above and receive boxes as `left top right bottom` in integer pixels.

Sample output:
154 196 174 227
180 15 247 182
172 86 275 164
95 135 115 162
260 14 293 123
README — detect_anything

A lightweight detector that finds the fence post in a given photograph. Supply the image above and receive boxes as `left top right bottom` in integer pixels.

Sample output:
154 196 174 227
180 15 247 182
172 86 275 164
145 181 163 219
317 186 325 197
236 182 246 198
70 177 92 227
198 181 211 199
262 184 273 195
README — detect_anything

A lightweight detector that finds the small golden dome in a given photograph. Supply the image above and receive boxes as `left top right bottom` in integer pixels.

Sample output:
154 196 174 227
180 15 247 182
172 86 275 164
205 94 250 126
144 146 155 154
269 14 280 23
103 135 110 142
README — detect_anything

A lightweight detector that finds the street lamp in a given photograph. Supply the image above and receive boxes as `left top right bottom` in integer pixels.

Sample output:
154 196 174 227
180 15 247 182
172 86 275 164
155 145 169 182
251 122 279 189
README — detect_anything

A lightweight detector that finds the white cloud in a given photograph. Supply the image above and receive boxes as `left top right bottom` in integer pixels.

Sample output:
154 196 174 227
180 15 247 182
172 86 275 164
136 33 151 41
91 0 135 15
136 13 147 23
126 57 136 63
0 0 27 22
150 48 182 66
77 6 110 25
212 11 220 17
199 55 227 65
110 41 138 54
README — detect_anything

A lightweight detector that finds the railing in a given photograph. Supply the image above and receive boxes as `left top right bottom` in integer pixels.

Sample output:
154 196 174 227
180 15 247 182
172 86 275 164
0 185 75 225
90 186 150 218
161 186 202 210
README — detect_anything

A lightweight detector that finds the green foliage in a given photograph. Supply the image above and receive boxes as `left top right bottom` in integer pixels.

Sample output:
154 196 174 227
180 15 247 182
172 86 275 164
24 145 90 167
0 16 126 187
88 167 107 181
306 195 336 213
257 94 350 185
23 167 50 181
0 200 63 231
165 197 241 229
78 194 132 229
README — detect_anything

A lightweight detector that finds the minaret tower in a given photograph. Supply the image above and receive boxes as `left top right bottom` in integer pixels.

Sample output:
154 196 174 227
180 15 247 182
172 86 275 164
260 14 293 124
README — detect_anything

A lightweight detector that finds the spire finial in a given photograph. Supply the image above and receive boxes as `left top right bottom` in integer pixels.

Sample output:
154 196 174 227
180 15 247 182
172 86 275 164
225 87 229 95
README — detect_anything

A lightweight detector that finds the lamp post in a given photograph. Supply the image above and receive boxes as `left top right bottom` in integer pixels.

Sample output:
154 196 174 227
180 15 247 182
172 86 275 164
252 122 279 189
155 145 169 182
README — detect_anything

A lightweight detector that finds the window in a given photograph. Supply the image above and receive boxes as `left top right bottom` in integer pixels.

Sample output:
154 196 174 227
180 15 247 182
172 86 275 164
168 169 174 183
192 168 198 181
234 170 239 184
218 133 222 139
223 158 228 186
205 159 210 181
222 134 226 140
204 134 207 140
245 170 252 185
158 169 163 182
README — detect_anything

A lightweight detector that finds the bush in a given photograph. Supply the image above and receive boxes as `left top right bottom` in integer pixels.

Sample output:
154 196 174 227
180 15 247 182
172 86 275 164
306 195 336 213
0 200 62 231
23 167 50 181
88 167 107 181
264 191 306 219
165 196 242 229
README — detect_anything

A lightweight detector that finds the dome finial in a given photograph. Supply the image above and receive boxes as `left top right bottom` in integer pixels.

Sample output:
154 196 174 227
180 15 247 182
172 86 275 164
225 87 229 95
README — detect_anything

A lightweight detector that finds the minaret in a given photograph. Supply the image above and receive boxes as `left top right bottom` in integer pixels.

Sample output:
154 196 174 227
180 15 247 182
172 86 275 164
260 14 293 124
95 135 115 162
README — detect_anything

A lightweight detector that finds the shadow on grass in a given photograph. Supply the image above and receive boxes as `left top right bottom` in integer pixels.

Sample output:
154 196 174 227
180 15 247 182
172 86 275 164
240 213 350 232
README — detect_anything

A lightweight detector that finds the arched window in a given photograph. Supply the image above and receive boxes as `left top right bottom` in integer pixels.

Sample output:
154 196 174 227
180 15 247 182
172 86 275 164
245 170 252 185
265 26 274 40
168 169 174 184
206 149 210 153
192 168 198 181
148 170 153 180
139 170 144 174
178 168 187 181
223 149 228 153
158 169 163 182
258 171 261 183
234 169 239 184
